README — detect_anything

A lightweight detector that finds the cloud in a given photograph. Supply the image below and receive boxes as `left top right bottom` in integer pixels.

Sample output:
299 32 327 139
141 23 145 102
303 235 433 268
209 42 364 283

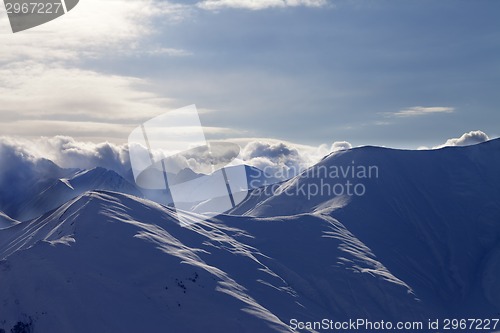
144 47 193 57
238 139 350 179
0 62 182 141
0 138 69 216
0 62 235 142
0 136 132 176
197 0 328 11
331 141 352 152
0 136 351 182
435 130 490 148
37 136 132 174
240 141 302 177
389 106 455 118
0 0 190 62
242 141 300 160
0 0 195 142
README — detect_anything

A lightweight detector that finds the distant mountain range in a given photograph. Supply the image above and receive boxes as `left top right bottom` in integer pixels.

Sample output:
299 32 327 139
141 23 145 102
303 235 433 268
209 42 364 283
0 165 141 222
0 139 499 332
0 161 280 222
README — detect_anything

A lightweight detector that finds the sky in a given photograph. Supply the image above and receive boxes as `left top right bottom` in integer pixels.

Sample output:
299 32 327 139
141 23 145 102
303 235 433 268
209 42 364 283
0 0 499 152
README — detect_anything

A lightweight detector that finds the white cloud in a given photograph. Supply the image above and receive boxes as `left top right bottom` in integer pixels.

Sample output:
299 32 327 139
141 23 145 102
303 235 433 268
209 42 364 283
240 141 302 177
0 0 190 62
0 136 352 182
197 0 328 11
237 138 351 179
0 62 182 141
389 106 455 118
435 130 490 148
0 136 132 176
331 141 352 152
144 47 193 57
0 136 138 221
0 0 196 142
0 62 237 142
0 0 332 145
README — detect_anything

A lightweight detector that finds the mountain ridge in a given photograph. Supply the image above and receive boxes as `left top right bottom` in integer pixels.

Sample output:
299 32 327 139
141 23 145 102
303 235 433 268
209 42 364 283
0 190 429 332
0 138 499 332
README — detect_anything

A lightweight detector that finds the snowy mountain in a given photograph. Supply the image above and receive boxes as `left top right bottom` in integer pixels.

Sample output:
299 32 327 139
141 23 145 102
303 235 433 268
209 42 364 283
133 164 281 210
0 155 74 221
0 191 424 333
5 167 142 222
20 167 142 220
232 138 500 317
0 139 499 332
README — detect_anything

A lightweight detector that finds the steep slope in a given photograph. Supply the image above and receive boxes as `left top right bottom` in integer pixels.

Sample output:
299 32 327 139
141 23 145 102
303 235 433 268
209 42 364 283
232 138 500 317
0 148 141 222
1 140 499 332
132 164 281 209
0 191 425 333
16 167 142 221
0 211 19 229
0 153 74 220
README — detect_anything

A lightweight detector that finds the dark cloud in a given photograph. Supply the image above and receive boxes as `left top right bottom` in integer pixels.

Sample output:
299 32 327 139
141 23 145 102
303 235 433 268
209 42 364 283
243 142 300 161
0 139 68 218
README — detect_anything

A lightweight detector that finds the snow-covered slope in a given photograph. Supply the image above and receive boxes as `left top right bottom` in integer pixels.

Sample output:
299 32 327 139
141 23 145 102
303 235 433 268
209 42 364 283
133 164 282 214
0 211 18 229
0 139 499 332
232 138 500 317
12 167 142 221
234 138 500 218
0 191 427 333
0 154 74 220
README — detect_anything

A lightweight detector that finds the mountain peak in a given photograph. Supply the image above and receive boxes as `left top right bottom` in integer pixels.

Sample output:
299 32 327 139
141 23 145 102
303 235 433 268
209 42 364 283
0 189 423 332
1 137 500 332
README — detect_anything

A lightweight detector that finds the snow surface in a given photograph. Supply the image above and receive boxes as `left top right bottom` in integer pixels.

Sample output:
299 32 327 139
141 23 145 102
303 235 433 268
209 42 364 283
232 139 500 318
0 166 142 221
0 139 499 332
0 211 19 230
0 191 424 332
